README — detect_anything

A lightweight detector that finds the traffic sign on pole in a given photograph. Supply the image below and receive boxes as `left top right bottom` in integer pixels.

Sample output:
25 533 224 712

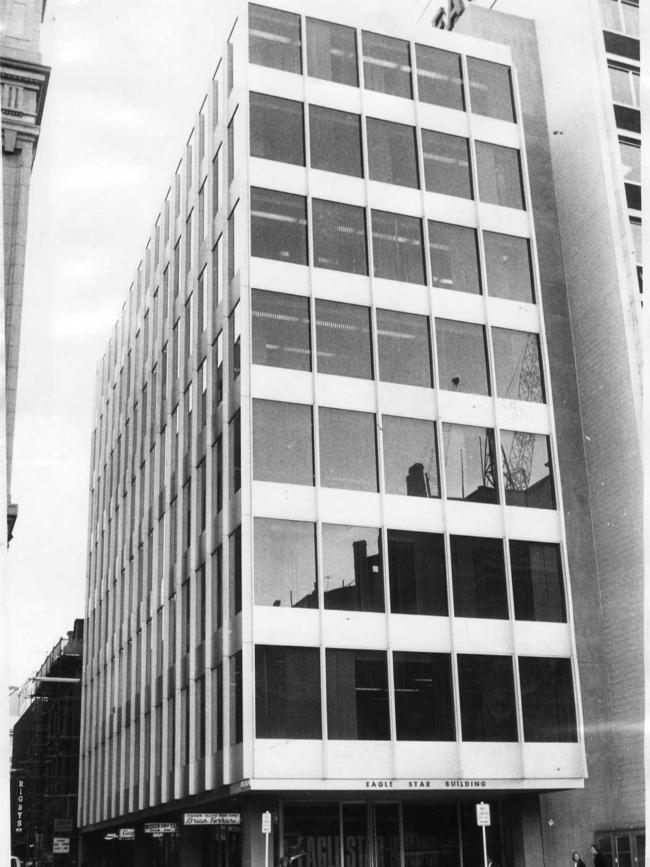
476 802 491 827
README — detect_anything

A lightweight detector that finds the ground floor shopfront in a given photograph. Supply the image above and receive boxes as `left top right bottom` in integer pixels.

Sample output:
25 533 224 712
80 790 557 867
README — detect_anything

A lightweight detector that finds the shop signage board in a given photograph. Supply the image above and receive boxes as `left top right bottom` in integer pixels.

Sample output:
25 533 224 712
54 818 73 833
144 822 178 834
476 803 491 826
104 833 118 841
119 828 136 840
53 837 70 854
184 813 241 826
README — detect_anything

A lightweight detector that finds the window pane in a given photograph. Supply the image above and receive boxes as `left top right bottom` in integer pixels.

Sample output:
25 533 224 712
315 299 373 379
450 535 508 619
249 3 302 74
251 187 308 264
382 415 439 498
284 803 340 861
394 652 455 740
422 130 473 199
367 118 419 189
625 182 641 210
250 92 305 165
307 17 358 86
376 308 432 387
476 142 525 209
429 221 481 294
403 806 461 867
326 649 390 739
362 31 412 98
255 645 322 738
510 540 566 622
599 0 622 30
312 199 368 274
372 210 426 284
443 423 499 504
253 399 314 485
608 64 634 104
458 654 517 741
415 44 464 110
630 218 642 262
621 0 639 35
519 657 577 742
319 408 378 492
484 232 534 303
310 105 363 178
501 431 555 509
467 58 516 122
322 523 384 613
492 328 545 402
388 530 447 616
619 139 640 183
436 319 490 396
254 518 317 608
252 289 311 371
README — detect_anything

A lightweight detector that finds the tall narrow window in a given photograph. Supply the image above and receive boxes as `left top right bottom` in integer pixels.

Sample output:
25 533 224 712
250 92 305 166
255 646 322 738
372 210 426 284
458 654 518 741
249 4 302 73
228 115 235 185
415 44 464 110
322 523 384 613
229 303 241 380
367 118 419 189
429 221 481 294
382 416 439 498
443 423 499 504
229 411 241 495
394 652 455 740
476 142 525 210
312 200 368 274
500 431 555 509
436 319 490 396
492 328 544 403
254 518 317 608
422 130 473 199
319 408 378 492
252 289 311 371
483 232 534 303
315 300 372 379
450 535 508 620
509 540 566 623
306 18 358 86
230 650 242 743
388 530 447 616
251 188 308 264
309 106 363 178
362 32 412 99
326 649 390 739
519 657 578 742
467 58 516 123
376 309 432 388
229 528 242 616
253 400 314 486
215 332 224 405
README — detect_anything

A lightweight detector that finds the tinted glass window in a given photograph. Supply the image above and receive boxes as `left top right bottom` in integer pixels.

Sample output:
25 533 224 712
312 199 368 274
620 139 641 183
284 804 340 859
319 408 378 492
394 652 455 740
255 645 322 738
492 328 544 402
436 319 490 396
476 142 525 210
404 806 462 867
367 118 419 189
429 221 481 294
483 232 534 303
415 44 464 110
315 299 373 379
362 31 412 98
307 18 358 86
376 308 432 387
249 4 302 74
501 431 555 509
519 657 577 742
322 523 384 613
251 187 308 264
253 399 314 485
450 535 508 619
254 518 317 608
250 92 305 165
382 415 439 498
467 58 516 122
510 540 566 623
388 530 447 616
422 130 473 199
326 649 390 739
252 289 311 371
458 654 517 741
443 423 498 504
310 105 363 178
372 210 426 284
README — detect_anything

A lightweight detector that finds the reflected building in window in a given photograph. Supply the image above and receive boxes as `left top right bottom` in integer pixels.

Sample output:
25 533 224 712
78 1 641 866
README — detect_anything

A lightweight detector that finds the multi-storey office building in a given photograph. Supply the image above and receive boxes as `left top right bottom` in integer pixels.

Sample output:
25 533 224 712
79 1 625 865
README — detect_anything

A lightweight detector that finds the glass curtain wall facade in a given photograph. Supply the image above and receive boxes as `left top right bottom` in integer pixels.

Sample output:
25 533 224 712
79 2 585 864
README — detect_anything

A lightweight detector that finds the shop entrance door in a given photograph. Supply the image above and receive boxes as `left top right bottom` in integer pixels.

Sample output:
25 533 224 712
206 824 241 867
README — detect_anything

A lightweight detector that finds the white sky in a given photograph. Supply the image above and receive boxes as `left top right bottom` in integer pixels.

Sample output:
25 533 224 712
7 0 226 684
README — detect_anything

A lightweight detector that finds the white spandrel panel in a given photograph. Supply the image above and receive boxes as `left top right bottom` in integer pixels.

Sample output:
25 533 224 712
253 607 320 646
444 501 504 538
452 618 514 655
478 203 530 237
470 114 521 149
326 741 394 778
505 506 561 542
494 399 551 435
459 742 523 779
367 182 423 218
423 191 477 228
377 383 437 420
394 742 461 779
322 610 388 649
513 622 572 656
522 743 586 779
485 296 539 332
382 496 445 533
254 740 324 779
249 257 310 293
251 365 314 405
252 481 318 522
436 391 495 427
389 614 452 652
